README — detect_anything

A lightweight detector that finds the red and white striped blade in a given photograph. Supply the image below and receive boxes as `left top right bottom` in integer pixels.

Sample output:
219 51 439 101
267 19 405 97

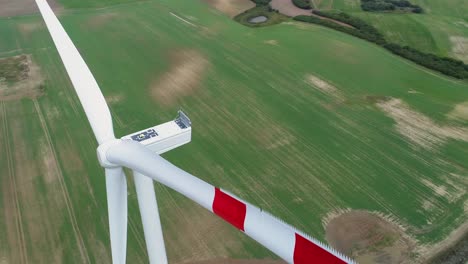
35 0 115 144
107 140 355 263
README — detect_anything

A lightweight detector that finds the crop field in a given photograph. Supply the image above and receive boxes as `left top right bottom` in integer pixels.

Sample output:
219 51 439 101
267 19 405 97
0 0 467 263
313 0 468 62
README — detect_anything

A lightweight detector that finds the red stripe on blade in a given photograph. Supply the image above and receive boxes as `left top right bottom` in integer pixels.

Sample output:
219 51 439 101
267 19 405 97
212 188 246 231
293 233 346 264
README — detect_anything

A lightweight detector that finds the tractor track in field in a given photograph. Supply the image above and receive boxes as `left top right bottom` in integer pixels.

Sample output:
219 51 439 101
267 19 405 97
32 99 91 264
128 216 147 258
1 102 28 264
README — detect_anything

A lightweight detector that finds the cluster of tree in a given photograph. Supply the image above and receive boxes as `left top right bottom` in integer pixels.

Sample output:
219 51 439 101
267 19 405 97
311 11 386 44
384 44 468 78
361 0 423 13
293 12 468 79
251 0 271 6
292 0 312 9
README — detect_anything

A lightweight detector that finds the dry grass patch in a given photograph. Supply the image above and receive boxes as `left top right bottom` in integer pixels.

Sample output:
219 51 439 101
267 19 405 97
325 210 416 264
150 49 210 106
447 101 468 121
264 39 279 46
450 36 468 63
0 55 45 101
376 98 468 150
85 13 118 28
203 0 255 17
305 74 343 101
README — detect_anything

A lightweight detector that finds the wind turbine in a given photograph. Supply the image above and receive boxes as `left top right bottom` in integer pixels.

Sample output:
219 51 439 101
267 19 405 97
34 0 355 263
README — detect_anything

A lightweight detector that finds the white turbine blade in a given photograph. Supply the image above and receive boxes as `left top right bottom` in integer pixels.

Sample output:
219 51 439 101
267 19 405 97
105 167 128 264
133 171 167 264
106 140 355 264
35 0 114 144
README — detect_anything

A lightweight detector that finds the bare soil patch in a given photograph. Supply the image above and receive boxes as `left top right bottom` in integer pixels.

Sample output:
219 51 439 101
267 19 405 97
0 54 45 101
203 0 255 17
0 0 61 17
376 98 468 150
150 49 210 106
270 0 312 17
325 210 415 264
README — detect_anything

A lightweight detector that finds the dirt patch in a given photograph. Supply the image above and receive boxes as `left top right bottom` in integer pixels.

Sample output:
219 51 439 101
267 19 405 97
450 36 468 63
376 98 468 150
181 259 285 264
203 0 255 17
325 210 415 264
0 0 61 17
0 54 45 101
150 49 210 106
270 0 312 17
305 74 343 100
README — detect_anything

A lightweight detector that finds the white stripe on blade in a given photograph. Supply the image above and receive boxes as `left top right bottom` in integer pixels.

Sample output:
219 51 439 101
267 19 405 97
35 0 115 144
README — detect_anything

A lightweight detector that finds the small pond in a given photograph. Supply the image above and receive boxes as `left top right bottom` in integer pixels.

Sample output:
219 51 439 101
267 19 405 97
248 16 268 24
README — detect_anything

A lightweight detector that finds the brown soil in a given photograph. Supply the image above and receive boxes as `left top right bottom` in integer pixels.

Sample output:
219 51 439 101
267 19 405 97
203 0 255 17
181 259 285 264
325 210 415 264
0 0 61 18
0 54 45 101
150 49 210 106
270 0 312 16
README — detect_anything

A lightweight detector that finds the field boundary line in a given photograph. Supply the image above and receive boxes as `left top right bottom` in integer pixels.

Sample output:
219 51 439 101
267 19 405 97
33 99 91 263
1 102 28 264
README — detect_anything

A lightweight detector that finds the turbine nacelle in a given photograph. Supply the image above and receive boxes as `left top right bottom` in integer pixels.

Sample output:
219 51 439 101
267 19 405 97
97 110 192 168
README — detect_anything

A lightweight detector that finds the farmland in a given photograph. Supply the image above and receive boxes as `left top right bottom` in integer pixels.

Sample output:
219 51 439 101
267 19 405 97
0 0 467 263
311 0 468 62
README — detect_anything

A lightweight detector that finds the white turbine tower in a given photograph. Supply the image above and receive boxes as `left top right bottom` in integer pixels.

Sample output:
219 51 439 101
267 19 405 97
34 0 355 263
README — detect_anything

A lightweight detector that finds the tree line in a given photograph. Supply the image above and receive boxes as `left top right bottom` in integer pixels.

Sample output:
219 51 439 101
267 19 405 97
292 0 312 9
294 11 468 79
361 0 423 13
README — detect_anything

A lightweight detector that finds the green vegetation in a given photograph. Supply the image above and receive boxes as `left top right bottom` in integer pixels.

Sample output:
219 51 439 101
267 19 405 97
361 0 423 13
296 11 468 79
0 0 467 262
234 6 288 27
312 0 468 63
292 0 312 10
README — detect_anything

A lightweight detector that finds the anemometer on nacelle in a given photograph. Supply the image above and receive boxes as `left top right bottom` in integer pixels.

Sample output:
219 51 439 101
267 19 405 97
122 110 192 154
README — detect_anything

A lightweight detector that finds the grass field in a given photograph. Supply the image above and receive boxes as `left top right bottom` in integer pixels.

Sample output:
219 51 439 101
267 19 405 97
0 0 467 263
312 0 468 62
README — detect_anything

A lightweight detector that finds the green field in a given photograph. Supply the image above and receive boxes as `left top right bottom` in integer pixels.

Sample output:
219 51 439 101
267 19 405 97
0 0 467 263
313 0 468 62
